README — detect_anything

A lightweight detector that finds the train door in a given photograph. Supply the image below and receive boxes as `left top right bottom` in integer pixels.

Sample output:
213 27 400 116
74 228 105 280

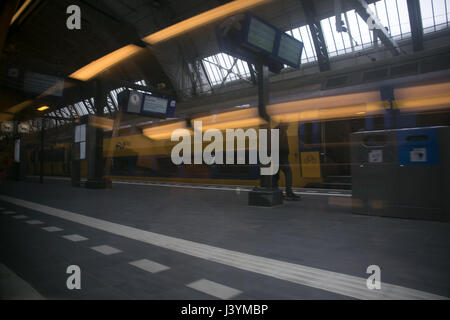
298 122 322 187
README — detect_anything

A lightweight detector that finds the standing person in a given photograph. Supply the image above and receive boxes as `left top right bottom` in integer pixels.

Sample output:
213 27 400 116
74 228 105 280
272 122 300 201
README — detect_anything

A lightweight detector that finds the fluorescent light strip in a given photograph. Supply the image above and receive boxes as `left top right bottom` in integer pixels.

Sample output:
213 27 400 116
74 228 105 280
143 0 271 45
68 0 271 82
69 45 141 81
10 0 33 25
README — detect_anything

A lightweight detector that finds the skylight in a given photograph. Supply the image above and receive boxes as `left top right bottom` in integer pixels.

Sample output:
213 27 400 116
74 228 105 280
201 52 251 86
420 0 450 33
198 0 450 91
320 0 412 57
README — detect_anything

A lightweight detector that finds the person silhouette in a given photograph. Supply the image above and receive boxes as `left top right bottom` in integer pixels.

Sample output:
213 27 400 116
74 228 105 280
272 122 300 201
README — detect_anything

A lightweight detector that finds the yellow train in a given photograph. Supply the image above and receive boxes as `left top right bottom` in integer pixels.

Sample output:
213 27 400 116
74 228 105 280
102 120 321 188
20 119 321 188
16 80 450 188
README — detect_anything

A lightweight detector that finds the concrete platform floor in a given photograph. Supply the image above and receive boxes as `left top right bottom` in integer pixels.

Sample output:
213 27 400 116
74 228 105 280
0 178 449 300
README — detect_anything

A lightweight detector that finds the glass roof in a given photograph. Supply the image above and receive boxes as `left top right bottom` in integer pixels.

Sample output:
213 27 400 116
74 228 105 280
38 1 450 115
420 0 450 33
200 0 449 89
201 53 251 86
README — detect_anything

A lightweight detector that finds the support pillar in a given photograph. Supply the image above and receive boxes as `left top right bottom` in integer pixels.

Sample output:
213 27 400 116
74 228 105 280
248 62 283 207
40 118 45 184
12 118 21 181
85 80 111 189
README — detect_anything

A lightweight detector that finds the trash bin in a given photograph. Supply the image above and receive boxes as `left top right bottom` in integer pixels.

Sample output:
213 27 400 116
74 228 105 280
351 130 398 217
351 126 450 221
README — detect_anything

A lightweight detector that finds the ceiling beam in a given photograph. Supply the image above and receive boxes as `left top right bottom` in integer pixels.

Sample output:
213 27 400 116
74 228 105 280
351 0 402 56
407 0 424 52
248 62 257 85
300 0 331 72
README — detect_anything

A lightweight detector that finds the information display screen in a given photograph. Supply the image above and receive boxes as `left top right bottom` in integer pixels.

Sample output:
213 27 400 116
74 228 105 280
247 17 276 53
142 95 169 115
278 32 303 67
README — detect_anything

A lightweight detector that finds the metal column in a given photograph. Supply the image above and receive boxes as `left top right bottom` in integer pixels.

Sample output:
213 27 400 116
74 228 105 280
248 61 283 206
85 80 111 189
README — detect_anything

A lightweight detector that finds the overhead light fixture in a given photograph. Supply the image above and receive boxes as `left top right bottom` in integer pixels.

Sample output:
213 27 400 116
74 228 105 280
10 0 33 25
68 1 270 82
143 0 271 45
37 106 49 111
69 44 142 81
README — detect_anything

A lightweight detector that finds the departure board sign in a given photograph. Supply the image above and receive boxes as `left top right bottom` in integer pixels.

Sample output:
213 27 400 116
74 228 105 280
277 32 303 67
247 16 276 54
142 95 168 115
217 13 303 70
117 89 176 119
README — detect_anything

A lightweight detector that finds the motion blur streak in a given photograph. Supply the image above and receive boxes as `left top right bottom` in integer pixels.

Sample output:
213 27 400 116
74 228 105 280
194 108 265 131
89 116 114 130
395 82 450 111
69 45 142 81
143 121 190 140
143 0 272 45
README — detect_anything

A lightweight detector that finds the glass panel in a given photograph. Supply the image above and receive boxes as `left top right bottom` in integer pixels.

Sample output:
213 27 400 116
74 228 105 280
201 53 250 86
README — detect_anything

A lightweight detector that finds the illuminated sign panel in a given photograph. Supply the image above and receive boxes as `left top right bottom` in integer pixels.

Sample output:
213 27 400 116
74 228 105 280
217 13 303 70
142 95 169 115
277 32 303 67
117 90 176 119
247 17 276 54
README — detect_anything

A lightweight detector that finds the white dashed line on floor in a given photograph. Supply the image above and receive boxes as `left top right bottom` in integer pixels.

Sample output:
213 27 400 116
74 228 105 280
13 215 28 219
129 259 170 274
90 245 122 255
2 194 445 300
62 234 88 242
26 220 44 225
186 279 242 300
42 226 63 232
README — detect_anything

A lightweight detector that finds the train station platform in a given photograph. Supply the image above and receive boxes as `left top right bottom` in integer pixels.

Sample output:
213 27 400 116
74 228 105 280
1 178 449 300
